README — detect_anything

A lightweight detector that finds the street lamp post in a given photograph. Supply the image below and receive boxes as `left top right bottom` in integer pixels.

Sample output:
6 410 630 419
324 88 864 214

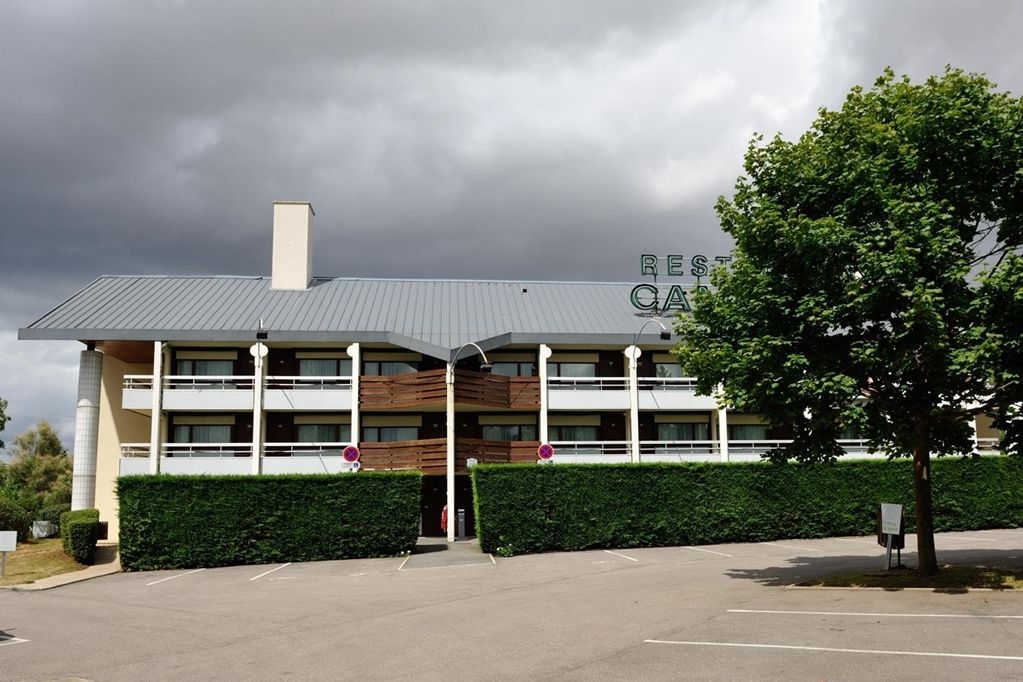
626 318 671 463
446 342 492 542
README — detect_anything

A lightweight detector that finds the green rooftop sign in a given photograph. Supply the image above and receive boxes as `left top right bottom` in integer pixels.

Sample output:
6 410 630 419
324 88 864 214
630 254 730 313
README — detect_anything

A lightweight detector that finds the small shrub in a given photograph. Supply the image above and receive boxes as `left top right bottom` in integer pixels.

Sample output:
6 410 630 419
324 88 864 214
68 520 101 564
0 499 32 543
60 509 99 553
38 503 71 532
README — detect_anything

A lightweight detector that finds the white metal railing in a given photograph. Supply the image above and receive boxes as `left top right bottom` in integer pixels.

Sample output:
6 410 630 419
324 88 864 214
637 377 700 391
977 437 1000 453
549 441 630 456
264 375 353 390
124 375 154 389
120 442 252 458
640 440 719 457
548 377 628 391
263 442 352 456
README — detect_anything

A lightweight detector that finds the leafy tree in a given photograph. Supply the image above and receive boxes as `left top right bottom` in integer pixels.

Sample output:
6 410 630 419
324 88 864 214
1 421 72 514
676 68 1023 575
0 396 8 449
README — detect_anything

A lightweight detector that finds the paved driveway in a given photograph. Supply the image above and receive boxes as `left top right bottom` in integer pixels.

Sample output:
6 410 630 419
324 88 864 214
3 529 1023 680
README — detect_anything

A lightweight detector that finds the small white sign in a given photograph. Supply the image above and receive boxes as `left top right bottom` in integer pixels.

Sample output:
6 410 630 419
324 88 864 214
880 503 903 535
0 530 17 552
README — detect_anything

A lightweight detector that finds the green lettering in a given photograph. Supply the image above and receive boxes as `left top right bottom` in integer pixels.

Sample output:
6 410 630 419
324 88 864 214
640 254 658 276
691 254 708 277
667 254 684 276
663 285 692 312
630 284 659 310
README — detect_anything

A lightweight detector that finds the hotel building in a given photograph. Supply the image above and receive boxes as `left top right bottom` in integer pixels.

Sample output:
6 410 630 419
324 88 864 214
19 202 1003 541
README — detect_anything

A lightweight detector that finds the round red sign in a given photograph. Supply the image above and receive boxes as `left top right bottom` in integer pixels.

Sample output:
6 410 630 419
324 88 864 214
342 445 361 463
537 443 554 461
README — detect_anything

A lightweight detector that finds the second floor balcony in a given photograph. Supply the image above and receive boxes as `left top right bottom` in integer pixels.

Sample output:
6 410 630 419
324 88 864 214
123 374 353 412
547 376 717 410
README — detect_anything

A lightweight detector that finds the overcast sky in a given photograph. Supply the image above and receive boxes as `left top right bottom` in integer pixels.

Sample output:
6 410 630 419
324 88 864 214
1 0 1021 450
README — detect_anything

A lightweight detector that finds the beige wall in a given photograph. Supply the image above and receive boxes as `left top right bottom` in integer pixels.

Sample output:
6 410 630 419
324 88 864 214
96 356 151 541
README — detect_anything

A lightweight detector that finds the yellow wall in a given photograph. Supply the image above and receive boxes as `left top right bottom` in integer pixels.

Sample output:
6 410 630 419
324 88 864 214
96 356 151 541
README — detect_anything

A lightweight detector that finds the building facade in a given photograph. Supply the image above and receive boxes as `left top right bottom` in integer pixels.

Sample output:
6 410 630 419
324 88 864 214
20 202 1003 541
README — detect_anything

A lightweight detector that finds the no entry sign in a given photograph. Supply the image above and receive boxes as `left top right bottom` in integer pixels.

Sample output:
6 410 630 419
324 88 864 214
342 445 361 463
537 443 555 461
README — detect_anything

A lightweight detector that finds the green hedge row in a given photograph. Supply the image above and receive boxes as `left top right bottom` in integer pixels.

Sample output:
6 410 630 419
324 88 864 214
68 520 102 564
472 457 1023 556
60 509 99 553
0 499 31 543
117 472 422 570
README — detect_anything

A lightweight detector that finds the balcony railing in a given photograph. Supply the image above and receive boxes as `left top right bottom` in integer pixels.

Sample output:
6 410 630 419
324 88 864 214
121 442 252 458
549 441 630 456
265 376 353 390
637 377 700 391
977 437 1000 454
548 377 628 391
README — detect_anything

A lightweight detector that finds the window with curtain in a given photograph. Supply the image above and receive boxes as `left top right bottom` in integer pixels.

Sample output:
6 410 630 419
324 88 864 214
363 361 420 376
175 359 234 376
298 358 352 376
490 362 535 377
549 425 599 441
548 363 597 378
362 426 419 442
172 424 231 443
295 424 351 442
655 362 683 378
728 424 770 440
656 422 710 441
480 424 538 441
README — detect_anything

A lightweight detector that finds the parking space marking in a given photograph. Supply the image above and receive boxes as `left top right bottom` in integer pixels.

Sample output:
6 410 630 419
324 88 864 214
603 549 639 562
399 562 493 571
146 568 205 586
397 555 412 571
643 639 1023 661
488 553 496 565
943 535 1000 543
761 542 826 553
249 563 291 582
683 546 734 558
728 609 1023 620
0 636 30 647
833 538 877 546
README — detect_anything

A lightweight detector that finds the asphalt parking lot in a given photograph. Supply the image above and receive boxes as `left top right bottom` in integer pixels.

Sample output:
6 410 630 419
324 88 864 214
3 529 1023 681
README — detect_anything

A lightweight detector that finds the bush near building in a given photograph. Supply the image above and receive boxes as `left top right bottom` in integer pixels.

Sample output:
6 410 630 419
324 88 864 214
0 499 32 543
67 519 102 564
117 472 422 570
472 457 1023 556
60 509 99 553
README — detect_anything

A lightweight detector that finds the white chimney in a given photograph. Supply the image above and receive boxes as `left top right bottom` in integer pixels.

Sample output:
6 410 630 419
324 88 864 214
271 201 315 290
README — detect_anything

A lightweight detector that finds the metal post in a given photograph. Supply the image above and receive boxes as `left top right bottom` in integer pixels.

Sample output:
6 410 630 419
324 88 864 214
626 346 640 462
347 343 360 448
538 344 552 444
149 341 164 474
446 362 456 542
1 552 6 578
457 508 466 539
717 388 729 462
250 343 267 474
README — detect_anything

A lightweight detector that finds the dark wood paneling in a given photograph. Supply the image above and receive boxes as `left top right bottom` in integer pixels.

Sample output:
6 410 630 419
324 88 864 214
638 412 657 441
360 370 540 410
599 350 625 378
265 413 294 443
601 413 626 441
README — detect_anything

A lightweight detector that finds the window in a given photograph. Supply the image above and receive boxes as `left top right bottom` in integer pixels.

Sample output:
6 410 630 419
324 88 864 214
362 426 419 442
655 362 683 378
175 359 234 376
549 425 599 441
491 362 535 377
364 361 419 376
299 358 352 376
728 424 770 440
548 363 596 378
172 424 231 443
481 424 538 441
296 424 351 442
656 422 710 441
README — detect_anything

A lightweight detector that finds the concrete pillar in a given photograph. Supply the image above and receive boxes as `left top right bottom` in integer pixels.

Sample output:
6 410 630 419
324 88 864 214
250 343 267 474
717 405 729 462
626 345 641 463
347 343 360 445
971 416 979 454
148 341 164 474
446 361 456 542
71 349 103 510
538 344 552 443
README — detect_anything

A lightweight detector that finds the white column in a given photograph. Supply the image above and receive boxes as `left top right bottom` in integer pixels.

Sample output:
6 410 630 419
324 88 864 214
717 406 729 462
971 416 979 454
446 362 456 542
250 343 267 474
71 349 103 510
538 344 552 443
148 341 164 474
347 343 360 445
625 345 640 463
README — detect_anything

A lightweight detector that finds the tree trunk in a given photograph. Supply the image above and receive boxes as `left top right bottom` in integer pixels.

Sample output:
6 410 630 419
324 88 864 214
913 415 938 575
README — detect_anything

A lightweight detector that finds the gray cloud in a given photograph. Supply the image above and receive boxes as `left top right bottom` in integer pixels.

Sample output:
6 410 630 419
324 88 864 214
1 0 1022 447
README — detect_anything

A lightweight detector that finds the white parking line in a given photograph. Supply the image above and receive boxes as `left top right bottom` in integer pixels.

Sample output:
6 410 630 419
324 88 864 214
0 636 30 647
728 609 1023 620
146 568 205 586
488 553 497 565
944 536 1000 543
603 549 639 562
397 555 411 571
762 542 826 553
643 639 1023 661
833 538 877 546
683 546 734 558
249 563 291 582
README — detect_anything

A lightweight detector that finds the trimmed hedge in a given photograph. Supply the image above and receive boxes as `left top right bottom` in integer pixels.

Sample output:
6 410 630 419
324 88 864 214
472 457 1023 556
117 472 422 570
68 520 102 564
60 509 99 553
0 499 32 543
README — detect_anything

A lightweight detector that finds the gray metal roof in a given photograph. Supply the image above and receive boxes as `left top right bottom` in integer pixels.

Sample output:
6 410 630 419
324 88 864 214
19 276 678 360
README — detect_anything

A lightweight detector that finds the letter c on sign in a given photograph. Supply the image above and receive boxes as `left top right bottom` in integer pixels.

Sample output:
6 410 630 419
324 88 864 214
630 284 659 311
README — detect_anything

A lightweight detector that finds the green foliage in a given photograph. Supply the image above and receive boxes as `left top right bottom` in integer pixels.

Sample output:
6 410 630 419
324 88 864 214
117 473 422 570
38 503 71 532
60 509 99 554
67 520 101 564
1 421 72 515
473 458 1023 555
0 498 32 543
676 68 1023 462
0 396 7 449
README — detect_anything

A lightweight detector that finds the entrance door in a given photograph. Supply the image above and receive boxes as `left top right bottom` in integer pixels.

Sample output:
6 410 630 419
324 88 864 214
420 475 476 537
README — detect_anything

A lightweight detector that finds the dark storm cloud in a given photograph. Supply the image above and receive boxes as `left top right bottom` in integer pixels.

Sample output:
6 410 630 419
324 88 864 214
1 0 1021 446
